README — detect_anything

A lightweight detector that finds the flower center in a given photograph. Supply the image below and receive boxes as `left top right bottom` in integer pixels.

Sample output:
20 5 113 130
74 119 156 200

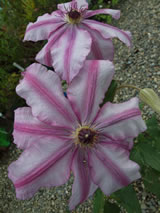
78 128 96 145
68 10 81 19
74 126 98 147
66 10 81 24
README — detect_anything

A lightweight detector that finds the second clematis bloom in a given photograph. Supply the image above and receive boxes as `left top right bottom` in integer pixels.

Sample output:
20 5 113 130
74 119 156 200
8 61 146 210
24 0 131 83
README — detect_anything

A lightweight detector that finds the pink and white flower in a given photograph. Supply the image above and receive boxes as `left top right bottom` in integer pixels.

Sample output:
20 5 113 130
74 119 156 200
24 0 131 83
8 61 146 210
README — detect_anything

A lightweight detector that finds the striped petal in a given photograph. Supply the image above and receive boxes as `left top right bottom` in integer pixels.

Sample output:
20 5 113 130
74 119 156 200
13 107 72 149
51 25 92 83
89 143 141 196
67 60 114 124
8 139 74 200
69 149 97 210
83 25 114 61
16 63 78 128
94 97 147 140
36 25 67 67
83 19 131 47
84 9 120 19
24 12 65 41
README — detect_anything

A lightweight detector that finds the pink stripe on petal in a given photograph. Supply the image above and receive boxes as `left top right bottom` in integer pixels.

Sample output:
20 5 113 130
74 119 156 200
51 26 92 83
80 23 114 61
25 72 73 123
96 149 130 186
94 98 147 140
14 123 72 137
14 144 71 188
69 149 97 210
83 19 131 47
64 27 76 83
95 108 141 129
24 12 65 41
100 141 131 151
26 20 64 33
36 25 67 66
89 145 140 196
84 9 120 19
84 61 98 120
8 139 74 200
16 63 78 128
67 60 114 124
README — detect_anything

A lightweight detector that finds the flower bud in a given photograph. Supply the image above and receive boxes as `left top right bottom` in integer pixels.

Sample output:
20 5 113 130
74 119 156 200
139 88 160 114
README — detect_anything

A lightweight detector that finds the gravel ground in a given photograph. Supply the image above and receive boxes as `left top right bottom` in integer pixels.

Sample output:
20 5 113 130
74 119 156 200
0 0 160 212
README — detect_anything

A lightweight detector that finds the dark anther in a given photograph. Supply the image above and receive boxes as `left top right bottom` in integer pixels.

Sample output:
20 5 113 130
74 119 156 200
78 128 96 145
68 10 81 20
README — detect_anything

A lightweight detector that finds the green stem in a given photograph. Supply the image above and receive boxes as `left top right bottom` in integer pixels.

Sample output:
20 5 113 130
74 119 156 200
116 84 141 93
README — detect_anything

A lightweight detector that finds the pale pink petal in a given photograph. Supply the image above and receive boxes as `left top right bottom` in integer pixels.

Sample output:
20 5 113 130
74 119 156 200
13 107 72 149
99 139 134 152
80 24 114 61
89 143 141 195
16 63 78 128
94 97 147 140
8 138 74 200
69 149 97 210
84 9 120 19
83 19 131 47
51 26 92 83
58 0 88 12
36 25 67 67
24 13 65 41
67 60 114 124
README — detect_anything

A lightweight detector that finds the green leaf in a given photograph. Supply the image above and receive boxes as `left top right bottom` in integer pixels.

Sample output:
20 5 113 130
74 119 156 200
100 80 118 107
145 115 160 139
138 142 160 172
0 128 10 147
112 0 119 6
112 185 141 213
130 145 145 167
93 188 105 213
104 201 120 213
143 168 160 199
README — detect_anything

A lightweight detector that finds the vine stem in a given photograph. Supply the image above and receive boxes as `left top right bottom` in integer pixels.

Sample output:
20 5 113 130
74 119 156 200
116 84 141 93
13 62 25 72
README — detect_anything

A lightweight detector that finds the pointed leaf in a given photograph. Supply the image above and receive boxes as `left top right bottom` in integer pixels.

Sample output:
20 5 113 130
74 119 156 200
100 80 117 107
112 185 141 213
139 142 160 172
93 188 105 213
143 168 160 200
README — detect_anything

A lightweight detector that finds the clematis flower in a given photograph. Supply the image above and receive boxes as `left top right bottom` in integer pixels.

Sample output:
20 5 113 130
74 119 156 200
8 61 146 210
24 0 131 83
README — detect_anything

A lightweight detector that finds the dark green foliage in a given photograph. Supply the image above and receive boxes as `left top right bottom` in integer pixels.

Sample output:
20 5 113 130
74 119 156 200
112 185 141 213
101 80 118 107
0 128 10 148
93 189 105 213
143 167 160 200
104 201 120 212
